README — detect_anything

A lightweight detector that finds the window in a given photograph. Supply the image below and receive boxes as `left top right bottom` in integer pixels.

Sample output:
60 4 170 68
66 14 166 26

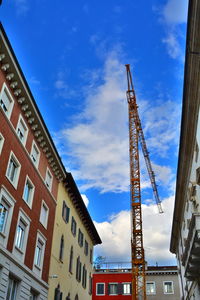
59 235 64 261
69 246 73 274
45 168 52 190
78 229 84 247
39 201 49 228
15 219 25 249
123 283 131 295
90 249 93 264
30 289 38 300
108 283 118 295
96 283 105 295
82 265 87 288
0 201 8 233
146 281 156 295
195 141 199 163
23 176 34 207
89 273 92 295
76 256 82 282
13 210 30 261
62 201 70 223
6 277 18 300
16 115 28 145
163 281 174 294
6 152 21 188
0 187 15 247
196 167 200 185
71 217 77 236
0 133 5 155
33 232 46 277
84 240 88 256
30 141 40 167
0 83 14 119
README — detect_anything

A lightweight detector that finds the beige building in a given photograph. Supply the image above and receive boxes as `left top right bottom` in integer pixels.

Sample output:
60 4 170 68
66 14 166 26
48 172 102 300
170 0 200 299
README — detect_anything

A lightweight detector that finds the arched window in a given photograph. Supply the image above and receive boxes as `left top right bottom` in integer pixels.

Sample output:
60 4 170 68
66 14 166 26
59 235 64 261
69 246 73 273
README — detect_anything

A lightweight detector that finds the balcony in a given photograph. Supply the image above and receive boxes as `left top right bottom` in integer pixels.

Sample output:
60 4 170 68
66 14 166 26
182 214 200 280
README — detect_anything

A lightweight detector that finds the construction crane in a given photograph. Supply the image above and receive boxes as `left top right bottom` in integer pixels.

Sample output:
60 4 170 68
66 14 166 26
125 64 163 300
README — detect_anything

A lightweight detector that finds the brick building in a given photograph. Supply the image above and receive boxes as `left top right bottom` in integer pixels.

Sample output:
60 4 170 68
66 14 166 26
0 23 66 299
92 265 180 300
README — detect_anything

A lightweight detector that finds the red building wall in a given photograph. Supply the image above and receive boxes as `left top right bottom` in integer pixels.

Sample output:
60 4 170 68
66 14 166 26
93 272 132 300
0 69 59 283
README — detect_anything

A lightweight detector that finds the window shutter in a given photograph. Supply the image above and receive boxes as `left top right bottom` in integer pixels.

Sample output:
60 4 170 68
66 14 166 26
118 283 123 295
130 283 132 294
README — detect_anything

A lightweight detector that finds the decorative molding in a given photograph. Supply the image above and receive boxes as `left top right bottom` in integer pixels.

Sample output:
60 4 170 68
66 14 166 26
10 81 18 88
14 88 22 96
6 73 14 80
25 111 31 117
28 117 35 124
18 96 25 104
0 53 5 61
1 63 9 70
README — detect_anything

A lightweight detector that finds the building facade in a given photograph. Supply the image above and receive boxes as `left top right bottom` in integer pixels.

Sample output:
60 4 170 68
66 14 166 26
92 266 180 300
48 173 102 300
0 23 66 299
170 0 200 299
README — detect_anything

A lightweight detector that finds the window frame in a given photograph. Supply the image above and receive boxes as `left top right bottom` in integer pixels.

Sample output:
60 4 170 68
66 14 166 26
33 231 46 277
0 186 15 247
6 276 19 300
30 141 40 168
71 216 77 236
122 282 131 295
39 200 49 229
69 246 73 274
0 82 14 119
0 132 5 155
84 239 88 256
78 229 84 247
59 235 64 262
6 151 21 189
96 283 105 296
62 201 70 223
108 283 118 295
22 175 35 208
146 281 156 295
13 209 30 261
163 281 174 294
16 114 28 146
45 167 53 191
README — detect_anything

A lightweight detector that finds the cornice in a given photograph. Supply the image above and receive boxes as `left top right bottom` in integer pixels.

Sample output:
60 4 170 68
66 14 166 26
0 23 66 182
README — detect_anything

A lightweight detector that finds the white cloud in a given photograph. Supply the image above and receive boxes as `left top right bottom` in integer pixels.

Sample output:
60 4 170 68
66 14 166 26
94 196 176 265
162 33 183 60
14 0 29 16
81 194 89 207
56 50 180 193
155 0 188 61
162 0 188 25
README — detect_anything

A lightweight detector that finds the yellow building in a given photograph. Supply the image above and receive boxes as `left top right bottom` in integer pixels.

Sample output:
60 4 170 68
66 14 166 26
48 172 102 300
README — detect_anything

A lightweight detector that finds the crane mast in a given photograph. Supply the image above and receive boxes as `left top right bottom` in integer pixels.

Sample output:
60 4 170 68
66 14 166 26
125 64 163 300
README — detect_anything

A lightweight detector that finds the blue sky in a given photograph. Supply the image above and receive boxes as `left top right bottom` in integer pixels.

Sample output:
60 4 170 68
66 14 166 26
1 0 188 265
